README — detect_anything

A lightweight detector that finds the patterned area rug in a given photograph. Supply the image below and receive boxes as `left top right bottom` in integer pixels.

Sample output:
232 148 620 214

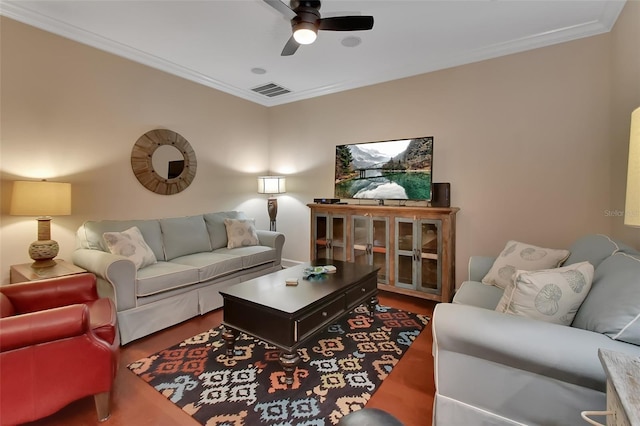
128 304 429 425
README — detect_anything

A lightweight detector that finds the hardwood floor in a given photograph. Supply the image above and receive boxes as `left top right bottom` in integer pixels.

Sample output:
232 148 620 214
25 291 436 426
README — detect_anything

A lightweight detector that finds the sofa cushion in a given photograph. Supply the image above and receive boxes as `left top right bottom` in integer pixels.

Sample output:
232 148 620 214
572 253 640 345
214 246 276 269
224 218 259 249
103 226 157 270
160 215 212 260
136 262 200 297
495 261 594 326
170 252 244 282
433 303 640 392
482 241 570 290
564 234 625 268
79 219 165 261
203 211 248 250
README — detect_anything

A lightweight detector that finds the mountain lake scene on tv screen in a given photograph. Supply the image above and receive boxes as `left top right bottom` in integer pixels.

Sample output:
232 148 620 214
335 137 433 200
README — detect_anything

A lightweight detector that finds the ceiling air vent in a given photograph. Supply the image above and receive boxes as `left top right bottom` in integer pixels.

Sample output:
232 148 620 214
251 82 291 97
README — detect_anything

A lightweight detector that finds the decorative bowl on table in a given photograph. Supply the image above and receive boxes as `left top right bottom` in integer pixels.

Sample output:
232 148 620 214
303 265 336 280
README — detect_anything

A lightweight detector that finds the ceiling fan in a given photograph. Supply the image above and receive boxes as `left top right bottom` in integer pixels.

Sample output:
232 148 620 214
264 0 374 56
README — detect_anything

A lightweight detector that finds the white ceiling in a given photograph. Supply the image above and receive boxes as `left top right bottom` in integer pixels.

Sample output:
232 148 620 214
1 0 626 107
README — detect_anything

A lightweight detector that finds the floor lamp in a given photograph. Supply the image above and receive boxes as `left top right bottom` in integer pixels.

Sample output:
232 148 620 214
257 176 286 231
10 180 72 268
625 107 640 227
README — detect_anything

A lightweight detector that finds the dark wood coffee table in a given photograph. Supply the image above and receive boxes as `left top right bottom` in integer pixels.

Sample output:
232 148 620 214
220 259 379 385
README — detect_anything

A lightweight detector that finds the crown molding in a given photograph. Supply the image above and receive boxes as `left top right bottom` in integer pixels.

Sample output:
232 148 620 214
271 1 625 106
0 1 271 106
1 0 626 107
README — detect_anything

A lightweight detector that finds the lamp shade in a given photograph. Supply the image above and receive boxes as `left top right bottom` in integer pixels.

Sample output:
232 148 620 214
257 176 286 195
625 107 640 227
293 22 317 45
10 181 72 216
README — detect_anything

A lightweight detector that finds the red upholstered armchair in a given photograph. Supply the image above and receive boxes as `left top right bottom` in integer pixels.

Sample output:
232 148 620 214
0 273 119 425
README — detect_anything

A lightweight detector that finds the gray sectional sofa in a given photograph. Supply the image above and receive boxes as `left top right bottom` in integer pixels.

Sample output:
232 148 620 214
432 234 640 425
72 211 284 344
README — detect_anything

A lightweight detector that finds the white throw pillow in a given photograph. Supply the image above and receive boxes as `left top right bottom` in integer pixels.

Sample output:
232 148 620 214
103 226 157 270
482 240 570 289
495 261 594 325
224 218 259 249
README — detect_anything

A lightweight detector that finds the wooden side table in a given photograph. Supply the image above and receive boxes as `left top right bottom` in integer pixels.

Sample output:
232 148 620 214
9 259 87 284
581 349 640 425
598 349 640 426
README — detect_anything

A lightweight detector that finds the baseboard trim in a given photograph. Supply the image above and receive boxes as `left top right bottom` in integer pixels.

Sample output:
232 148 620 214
282 258 304 268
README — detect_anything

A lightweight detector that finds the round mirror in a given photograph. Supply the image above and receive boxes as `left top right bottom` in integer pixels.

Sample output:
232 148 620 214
152 145 184 179
131 129 197 195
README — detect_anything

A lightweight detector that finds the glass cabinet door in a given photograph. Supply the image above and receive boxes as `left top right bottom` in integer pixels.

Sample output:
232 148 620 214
313 213 346 261
395 218 442 295
371 217 389 283
330 215 346 261
314 214 330 260
418 221 441 294
351 215 389 284
352 215 369 265
395 219 417 289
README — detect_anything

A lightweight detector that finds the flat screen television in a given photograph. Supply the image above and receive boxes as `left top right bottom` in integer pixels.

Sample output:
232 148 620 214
334 136 433 201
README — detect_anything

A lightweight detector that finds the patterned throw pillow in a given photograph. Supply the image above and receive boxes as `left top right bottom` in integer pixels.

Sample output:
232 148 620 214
495 261 594 325
224 218 259 249
103 226 157 270
482 240 570 289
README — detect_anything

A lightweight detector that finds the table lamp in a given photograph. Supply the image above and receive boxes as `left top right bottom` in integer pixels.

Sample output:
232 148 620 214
10 180 72 268
257 176 286 231
625 107 640 227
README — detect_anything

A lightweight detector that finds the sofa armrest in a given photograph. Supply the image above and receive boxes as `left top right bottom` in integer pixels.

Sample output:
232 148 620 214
72 249 137 311
256 230 285 265
452 280 503 309
468 256 496 281
433 303 640 392
0 304 89 351
1 274 99 313
255 230 284 248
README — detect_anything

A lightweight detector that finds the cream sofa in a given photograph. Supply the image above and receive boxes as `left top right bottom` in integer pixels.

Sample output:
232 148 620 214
432 234 640 425
72 211 284 344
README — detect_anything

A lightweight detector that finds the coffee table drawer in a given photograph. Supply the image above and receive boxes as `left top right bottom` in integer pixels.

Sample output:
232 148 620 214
297 296 345 341
345 276 377 308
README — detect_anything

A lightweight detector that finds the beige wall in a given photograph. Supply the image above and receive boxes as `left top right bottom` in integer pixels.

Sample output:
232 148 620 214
270 33 617 285
610 0 640 248
1 3 639 286
270 3 639 286
0 18 271 283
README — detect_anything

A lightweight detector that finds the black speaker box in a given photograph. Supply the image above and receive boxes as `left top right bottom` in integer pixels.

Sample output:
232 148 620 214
431 183 451 207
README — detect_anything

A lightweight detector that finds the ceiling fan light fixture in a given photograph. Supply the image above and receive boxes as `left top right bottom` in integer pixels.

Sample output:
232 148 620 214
293 22 317 45
264 0 373 56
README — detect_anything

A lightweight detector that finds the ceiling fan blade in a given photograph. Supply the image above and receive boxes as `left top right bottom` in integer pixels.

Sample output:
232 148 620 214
263 0 296 20
281 35 300 56
318 16 374 31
